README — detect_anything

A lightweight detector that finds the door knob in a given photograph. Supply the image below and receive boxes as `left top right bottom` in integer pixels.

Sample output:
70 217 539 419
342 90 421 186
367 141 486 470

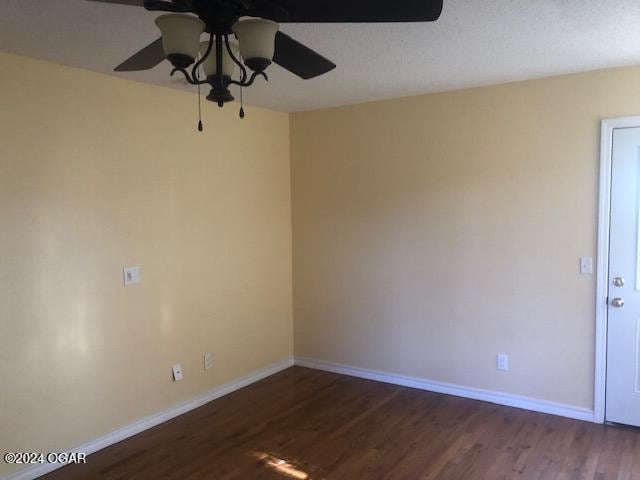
611 298 624 307
613 277 625 287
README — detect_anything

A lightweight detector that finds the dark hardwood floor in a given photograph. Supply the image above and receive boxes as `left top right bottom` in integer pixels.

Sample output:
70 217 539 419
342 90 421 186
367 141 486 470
41 366 640 480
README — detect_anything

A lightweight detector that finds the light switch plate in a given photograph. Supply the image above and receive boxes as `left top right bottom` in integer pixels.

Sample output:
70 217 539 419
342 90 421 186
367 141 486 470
497 353 509 372
580 257 593 275
172 363 183 381
204 352 213 370
123 266 141 286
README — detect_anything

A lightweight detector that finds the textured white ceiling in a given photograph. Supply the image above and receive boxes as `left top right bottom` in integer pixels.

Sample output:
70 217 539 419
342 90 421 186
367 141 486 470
2 0 640 112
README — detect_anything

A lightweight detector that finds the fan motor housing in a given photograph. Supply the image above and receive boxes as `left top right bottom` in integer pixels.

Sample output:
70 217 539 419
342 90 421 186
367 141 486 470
191 0 243 34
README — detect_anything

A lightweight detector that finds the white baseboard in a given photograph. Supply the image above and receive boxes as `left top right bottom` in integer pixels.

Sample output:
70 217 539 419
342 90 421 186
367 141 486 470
4 357 294 480
5 355 594 479
294 356 595 423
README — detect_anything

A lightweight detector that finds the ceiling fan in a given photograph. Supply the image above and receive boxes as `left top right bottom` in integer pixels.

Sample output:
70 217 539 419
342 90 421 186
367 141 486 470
88 0 443 120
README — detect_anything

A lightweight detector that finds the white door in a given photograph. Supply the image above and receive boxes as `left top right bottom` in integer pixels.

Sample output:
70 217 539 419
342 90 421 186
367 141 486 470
606 126 640 426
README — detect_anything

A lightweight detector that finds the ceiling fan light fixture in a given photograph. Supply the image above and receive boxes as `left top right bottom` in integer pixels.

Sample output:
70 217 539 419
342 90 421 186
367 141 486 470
155 14 205 69
106 0 442 118
232 18 279 72
200 40 239 79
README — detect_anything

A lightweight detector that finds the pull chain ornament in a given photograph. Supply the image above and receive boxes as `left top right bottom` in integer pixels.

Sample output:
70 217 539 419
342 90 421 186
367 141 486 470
197 81 204 131
239 86 245 119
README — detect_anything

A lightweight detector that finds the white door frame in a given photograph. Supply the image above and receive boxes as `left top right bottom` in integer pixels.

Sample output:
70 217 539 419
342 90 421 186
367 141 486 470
595 116 640 423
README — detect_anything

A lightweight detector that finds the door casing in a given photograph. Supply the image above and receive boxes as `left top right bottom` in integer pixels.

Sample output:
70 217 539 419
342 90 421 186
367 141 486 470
595 116 640 423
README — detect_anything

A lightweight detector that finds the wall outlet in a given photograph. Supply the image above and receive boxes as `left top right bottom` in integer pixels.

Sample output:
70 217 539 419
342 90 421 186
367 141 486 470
204 352 213 370
123 266 142 286
497 353 509 372
172 363 183 381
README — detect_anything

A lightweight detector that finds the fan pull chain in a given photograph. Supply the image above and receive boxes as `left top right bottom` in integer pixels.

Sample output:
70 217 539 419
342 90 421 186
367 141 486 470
239 86 245 119
197 81 204 132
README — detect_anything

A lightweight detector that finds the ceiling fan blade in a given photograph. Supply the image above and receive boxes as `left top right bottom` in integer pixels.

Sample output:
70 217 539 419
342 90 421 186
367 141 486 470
142 0 194 12
273 32 335 79
86 0 145 6
264 0 442 22
114 38 166 72
86 0 192 11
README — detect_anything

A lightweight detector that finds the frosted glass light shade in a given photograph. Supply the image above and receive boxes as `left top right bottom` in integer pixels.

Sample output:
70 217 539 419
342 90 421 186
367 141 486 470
155 14 205 68
200 40 239 78
232 18 278 72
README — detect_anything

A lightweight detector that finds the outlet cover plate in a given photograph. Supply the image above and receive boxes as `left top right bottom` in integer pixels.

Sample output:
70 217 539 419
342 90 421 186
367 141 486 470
497 353 509 372
204 352 213 370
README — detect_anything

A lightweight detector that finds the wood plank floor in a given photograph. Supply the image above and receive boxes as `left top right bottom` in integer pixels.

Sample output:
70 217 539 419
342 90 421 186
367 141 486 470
41 366 640 480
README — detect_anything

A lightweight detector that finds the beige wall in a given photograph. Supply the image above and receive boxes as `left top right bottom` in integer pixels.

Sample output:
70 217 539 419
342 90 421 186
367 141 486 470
291 66 640 410
0 53 292 476
7 47 640 476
